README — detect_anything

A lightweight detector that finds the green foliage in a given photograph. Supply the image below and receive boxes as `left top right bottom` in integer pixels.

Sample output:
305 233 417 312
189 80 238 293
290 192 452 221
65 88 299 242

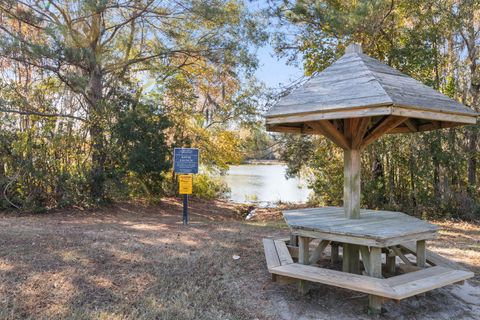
112 101 171 196
192 174 230 200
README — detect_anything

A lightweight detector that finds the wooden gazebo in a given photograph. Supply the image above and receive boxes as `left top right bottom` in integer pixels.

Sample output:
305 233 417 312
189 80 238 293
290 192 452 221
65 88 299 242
262 44 476 313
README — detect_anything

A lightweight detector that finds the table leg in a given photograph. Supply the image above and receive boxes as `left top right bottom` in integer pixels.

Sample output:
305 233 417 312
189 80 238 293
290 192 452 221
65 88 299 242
331 242 339 264
386 249 396 274
416 240 426 268
298 236 310 294
368 247 383 314
290 234 298 247
342 243 360 274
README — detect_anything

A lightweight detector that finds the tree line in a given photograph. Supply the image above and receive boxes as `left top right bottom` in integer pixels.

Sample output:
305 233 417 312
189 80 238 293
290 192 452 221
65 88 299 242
0 0 267 210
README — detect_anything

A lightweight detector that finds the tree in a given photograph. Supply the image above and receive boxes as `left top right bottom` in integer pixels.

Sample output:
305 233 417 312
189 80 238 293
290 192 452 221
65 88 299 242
0 0 266 202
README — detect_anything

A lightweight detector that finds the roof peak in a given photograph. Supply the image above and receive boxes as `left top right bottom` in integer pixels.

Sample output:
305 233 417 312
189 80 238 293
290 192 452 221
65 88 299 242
345 43 363 54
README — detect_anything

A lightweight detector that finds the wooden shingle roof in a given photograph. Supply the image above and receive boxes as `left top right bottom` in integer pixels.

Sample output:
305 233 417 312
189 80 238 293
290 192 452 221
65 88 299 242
266 44 477 139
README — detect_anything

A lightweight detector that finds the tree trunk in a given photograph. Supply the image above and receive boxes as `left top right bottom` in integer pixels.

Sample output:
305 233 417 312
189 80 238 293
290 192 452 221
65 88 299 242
87 64 106 201
467 128 477 191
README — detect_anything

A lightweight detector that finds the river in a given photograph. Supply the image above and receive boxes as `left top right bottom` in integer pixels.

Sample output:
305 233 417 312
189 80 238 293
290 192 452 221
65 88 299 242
221 164 311 206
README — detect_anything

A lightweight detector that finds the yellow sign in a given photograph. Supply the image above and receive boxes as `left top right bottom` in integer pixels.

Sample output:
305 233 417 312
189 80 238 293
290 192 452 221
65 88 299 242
178 174 193 194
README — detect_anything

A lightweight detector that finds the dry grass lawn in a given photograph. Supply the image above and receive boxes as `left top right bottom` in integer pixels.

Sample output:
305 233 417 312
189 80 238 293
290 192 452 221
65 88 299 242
0 198 478 320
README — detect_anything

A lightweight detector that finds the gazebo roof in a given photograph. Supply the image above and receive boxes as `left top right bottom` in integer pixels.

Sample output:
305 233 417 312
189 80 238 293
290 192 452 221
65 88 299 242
266 44 477 137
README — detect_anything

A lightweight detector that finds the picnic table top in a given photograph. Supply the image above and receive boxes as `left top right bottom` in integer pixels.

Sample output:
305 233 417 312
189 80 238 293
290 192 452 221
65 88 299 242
283 207 439 247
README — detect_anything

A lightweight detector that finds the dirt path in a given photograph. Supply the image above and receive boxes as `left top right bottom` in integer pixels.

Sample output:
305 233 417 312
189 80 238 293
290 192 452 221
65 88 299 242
0 198 478 319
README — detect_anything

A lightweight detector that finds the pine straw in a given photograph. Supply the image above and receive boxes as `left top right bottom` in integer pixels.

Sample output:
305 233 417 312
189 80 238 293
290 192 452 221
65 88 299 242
0 199 478 320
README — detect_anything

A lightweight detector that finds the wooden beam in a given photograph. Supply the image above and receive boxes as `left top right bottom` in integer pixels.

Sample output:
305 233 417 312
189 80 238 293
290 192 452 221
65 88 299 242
343 243 360 274
389 120 463 133
307 120 351 150
266 124 317 135
352 117 371 149
368 247 383 314
309 240 330 264
416 240 426 268
362 115 407 147
392 247 412 266
404 119 419 132
344 149 361 219
331 243 340 263
360 246 371 274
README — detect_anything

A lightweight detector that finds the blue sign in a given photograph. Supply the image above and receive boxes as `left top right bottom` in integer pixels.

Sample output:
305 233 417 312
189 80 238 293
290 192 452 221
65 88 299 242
174 148 199 174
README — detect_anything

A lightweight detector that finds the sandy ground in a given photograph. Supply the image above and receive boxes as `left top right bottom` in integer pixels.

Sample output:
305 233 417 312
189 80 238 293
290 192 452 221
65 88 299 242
0 198 478 320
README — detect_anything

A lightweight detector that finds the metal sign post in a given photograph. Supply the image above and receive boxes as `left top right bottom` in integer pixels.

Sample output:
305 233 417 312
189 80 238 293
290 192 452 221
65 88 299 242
173 148 199 225
183 194 188 225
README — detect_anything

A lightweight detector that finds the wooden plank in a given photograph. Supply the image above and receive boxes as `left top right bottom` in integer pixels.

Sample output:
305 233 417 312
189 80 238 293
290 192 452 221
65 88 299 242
291 229 436 248
274 239 294 266
307 120 351 150
416 240 426 268
400 242 470 271
263 238 281 270
271 263 395 298
265 124 317 135
266 106 393 125
392 107 476 124
270 263 473 300
392 247 412 265
359 246 371 274
362 115 407 147
385 267 474 299
309 240 330 264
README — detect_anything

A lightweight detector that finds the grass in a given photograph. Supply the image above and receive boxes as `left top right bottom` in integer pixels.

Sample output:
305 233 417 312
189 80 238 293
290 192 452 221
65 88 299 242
0 198 478 319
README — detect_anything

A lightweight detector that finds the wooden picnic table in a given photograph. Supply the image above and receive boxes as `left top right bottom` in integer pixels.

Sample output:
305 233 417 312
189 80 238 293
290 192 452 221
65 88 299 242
283 206 439 309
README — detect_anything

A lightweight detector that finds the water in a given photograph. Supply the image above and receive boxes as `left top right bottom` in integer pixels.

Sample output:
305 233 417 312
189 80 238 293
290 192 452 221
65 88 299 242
222 164 311 206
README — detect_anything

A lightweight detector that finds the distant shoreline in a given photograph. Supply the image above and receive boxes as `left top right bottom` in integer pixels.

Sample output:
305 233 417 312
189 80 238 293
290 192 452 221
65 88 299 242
242 159 285 165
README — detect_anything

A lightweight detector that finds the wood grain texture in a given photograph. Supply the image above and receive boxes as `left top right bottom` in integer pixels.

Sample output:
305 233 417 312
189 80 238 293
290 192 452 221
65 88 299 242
268 263 473 300
263 239 281 270
307 120 351 149
283 207 438 247
309 240 330 264
416 240 426 268
274 239 294 266
362 115 407 147
265 48 477 132
298 236 311 294
344 149 361 218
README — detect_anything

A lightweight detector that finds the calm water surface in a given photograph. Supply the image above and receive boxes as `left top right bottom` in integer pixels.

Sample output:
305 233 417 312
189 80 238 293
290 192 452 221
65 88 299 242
222 164 311 205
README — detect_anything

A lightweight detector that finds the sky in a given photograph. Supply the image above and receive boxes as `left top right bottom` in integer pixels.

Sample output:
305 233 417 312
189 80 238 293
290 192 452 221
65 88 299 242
248 1 304 89
254 45 304 89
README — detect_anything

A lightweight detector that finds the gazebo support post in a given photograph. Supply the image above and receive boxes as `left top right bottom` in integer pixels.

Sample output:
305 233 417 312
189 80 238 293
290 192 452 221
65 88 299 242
342 148 361 273
344 149 361 219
